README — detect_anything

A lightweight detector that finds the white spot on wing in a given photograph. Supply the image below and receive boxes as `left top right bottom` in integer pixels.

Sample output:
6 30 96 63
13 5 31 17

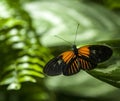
57 59 63 65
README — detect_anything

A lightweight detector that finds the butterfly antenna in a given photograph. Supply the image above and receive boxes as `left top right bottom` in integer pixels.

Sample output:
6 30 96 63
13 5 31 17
54 35 72 45
74 24 79 45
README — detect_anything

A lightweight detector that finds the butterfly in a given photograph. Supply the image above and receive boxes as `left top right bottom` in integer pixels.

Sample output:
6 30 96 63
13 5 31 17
43 44 113 76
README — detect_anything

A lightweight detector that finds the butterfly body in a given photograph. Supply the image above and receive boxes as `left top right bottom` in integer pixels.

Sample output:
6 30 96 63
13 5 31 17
43 45 112 76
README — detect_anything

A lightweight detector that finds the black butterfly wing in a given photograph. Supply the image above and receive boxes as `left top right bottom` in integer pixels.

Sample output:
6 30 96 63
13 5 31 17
43 51 76 76
77 45 112 70
78 55 97 70
43 56 65 76
88 45 113 63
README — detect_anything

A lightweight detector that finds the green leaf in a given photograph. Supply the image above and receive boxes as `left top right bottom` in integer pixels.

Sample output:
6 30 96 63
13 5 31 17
87 40 120 88
44 39 120 99
103 0 120 9
0 17 52 90
24 0 120 47
7 82 21 90
44 71 120 99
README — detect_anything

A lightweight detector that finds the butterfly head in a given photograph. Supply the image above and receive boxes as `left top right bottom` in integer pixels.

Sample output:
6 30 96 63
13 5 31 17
72 45 78 56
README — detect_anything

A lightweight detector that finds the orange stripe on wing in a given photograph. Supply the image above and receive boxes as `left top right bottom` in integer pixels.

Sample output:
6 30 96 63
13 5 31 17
78 46 90 57
72 60 79 73
60 51 74 63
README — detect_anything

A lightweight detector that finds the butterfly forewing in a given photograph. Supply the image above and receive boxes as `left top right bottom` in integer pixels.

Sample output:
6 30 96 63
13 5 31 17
44 51 74 76
43 56 65 76
88 45 113 63
60 51 74 63
77 45 112 70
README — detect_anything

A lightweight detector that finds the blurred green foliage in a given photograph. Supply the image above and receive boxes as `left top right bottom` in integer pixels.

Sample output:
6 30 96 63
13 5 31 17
0 0 120 101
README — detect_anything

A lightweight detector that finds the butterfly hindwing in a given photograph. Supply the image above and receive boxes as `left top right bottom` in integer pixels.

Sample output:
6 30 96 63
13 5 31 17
62 57 81 76
78 55 97 70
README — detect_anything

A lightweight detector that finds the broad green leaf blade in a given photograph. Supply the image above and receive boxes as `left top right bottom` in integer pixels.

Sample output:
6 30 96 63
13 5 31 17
103 0 120 9
24 0 120 47
44 71 120 99
87 40 120 88
44 40 120 99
